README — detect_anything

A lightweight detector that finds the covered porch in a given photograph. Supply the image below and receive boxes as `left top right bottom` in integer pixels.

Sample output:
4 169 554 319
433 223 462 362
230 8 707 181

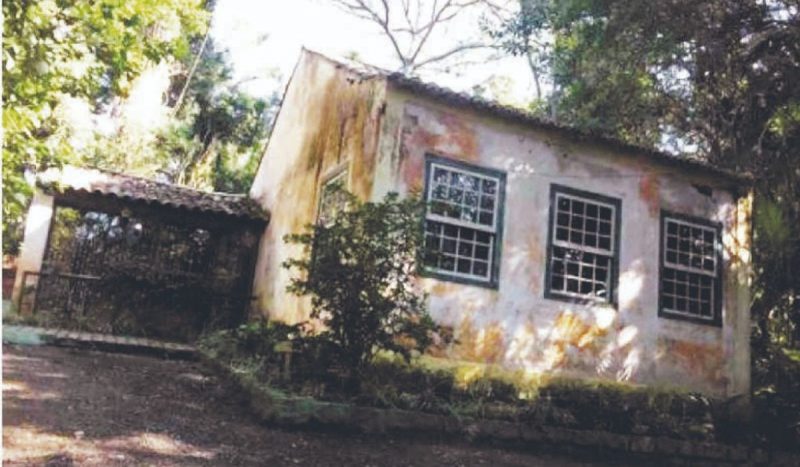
12 166 269 342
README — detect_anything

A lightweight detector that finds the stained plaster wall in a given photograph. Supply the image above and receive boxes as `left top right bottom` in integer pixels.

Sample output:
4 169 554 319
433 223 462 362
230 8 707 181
370 87 752 398
250 50 752 398
249 51 386 324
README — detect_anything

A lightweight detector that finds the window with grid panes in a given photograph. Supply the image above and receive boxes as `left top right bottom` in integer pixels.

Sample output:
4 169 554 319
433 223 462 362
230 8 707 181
422 156 505 286
546 185 620 303
316 170 348 226
659 214 721 324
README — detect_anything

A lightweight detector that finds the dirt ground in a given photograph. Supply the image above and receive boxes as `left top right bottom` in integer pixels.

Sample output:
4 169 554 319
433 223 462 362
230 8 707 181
3 344 604 466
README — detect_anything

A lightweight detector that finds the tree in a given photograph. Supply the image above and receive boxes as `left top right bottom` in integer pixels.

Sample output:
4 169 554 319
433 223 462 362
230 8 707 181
283 188 441 379
3 0 209 253
82 35 279 193
493 0 800 346
157 37 279 191
483 0 552 103
333 0 511 74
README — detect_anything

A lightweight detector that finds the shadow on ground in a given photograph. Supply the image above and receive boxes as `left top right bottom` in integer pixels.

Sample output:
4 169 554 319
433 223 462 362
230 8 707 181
2 344 603 466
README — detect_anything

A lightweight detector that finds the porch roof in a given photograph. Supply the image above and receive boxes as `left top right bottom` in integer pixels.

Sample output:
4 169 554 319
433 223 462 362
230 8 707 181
38 166 269 223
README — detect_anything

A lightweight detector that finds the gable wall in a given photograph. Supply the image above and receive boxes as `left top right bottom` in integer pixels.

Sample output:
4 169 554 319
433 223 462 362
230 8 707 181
249 52 386 323
371 87 752 397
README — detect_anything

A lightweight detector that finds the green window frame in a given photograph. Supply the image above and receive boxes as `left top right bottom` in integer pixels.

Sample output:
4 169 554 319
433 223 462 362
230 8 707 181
544 184 621 305
421 154 506 288
658 211 723 326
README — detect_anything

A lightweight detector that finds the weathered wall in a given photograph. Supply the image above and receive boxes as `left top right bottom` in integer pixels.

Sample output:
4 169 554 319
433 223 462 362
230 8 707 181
250 50 752 397
370 88 752 398
11 191 55 306
249 51 386 323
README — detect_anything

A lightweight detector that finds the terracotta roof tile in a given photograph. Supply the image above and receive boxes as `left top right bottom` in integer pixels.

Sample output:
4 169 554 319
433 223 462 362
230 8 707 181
309 49 751 186
38 166 269 222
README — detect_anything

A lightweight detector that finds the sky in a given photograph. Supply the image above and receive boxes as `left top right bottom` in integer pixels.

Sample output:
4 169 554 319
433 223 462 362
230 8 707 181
209 0 537 104
63 0 539 153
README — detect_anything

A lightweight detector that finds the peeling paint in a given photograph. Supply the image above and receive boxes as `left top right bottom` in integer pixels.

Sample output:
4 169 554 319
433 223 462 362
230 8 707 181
452 318 506 364
250 50 752 398
659 337 728 392
639 174 660 217
379 96 749 397
397 107 480 192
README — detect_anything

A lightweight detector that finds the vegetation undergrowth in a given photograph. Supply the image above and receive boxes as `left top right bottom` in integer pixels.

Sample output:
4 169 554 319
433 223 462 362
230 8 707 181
750 343 800 449
199 321 799 451
200 322 722 442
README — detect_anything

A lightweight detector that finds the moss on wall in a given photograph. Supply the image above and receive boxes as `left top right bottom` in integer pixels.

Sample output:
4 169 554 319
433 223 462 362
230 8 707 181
253 54 386 324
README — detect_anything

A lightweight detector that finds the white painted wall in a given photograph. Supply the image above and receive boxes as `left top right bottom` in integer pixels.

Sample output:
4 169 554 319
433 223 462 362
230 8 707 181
249 50 386 323
368 90 751 397
11 191 54 307
248 50 752 397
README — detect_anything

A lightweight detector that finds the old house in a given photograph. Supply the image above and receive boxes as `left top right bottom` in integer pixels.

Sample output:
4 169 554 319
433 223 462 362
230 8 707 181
12 48 753 399
249 49 753 398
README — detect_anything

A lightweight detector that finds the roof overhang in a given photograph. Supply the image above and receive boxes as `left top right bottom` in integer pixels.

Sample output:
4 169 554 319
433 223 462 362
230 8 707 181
37 166 270 224
304 48 753 188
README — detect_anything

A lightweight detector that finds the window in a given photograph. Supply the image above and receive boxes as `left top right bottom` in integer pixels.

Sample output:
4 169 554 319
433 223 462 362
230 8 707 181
545 185 620 304
422 155 505 287
316 169 349 226
659 213 722 325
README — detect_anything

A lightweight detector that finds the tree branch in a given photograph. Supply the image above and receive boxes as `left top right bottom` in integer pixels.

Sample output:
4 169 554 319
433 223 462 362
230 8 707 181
408 0 453 64
335 0 508 73
172 26 210 116
335 0 410 68
411 43 495 70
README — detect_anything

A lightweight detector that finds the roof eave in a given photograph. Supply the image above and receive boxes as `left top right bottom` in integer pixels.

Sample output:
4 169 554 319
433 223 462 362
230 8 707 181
385 74 752 188
36 169 270 224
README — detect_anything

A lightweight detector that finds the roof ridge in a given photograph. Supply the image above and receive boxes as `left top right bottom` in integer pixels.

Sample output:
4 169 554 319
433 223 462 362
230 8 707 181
80 166 250 197
302 47 394 78
299 49 749 184
305 48 556 125
39 165 268 221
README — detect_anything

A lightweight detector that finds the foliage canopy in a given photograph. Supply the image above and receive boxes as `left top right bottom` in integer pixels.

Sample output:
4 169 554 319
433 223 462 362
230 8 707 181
2 0 209 253
493 0 800 347
3 1 277 254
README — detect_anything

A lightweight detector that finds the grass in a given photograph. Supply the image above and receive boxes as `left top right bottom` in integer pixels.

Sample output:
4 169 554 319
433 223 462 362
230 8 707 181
200 323 800 449
782 347 800 363
198 326 722 441
2 302 39 327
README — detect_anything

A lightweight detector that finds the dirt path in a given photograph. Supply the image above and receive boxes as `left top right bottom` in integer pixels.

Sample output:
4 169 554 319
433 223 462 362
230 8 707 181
3 344 604 466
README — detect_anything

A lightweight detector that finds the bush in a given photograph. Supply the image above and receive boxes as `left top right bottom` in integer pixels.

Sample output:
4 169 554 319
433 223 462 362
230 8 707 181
199 321 302 368
283 188 445 379
201 326 732 441
750 345 800 449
